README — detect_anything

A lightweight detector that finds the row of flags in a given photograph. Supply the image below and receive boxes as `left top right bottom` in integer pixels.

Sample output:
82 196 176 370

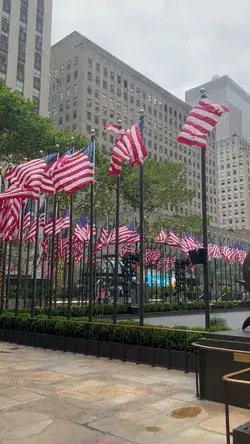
154 229 247 265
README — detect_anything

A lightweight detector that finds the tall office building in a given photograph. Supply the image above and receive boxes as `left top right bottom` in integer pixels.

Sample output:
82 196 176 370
50 31 218 225
218 135 250 231
0 0 52 115
185 75 250 142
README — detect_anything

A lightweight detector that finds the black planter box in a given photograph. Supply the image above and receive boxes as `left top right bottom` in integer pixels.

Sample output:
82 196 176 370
37 333 46 349
0 328 195 374
27 332 37 347
54 336 65 351
65 337 75 353
19 331 28 346
154 348 170 368
98 341 111 358
123 343 138 363
196 329 250 408
74 338 86 354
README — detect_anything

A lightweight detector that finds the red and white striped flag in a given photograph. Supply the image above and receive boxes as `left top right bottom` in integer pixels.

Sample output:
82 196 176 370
167 232 180 247
177 98 229 149
155 230 167 244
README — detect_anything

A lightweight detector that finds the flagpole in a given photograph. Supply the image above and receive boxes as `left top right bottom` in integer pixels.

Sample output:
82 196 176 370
0 242 7 313
113 119 122 324
67 194 74 319
15 202 25 316
139 109 145 326
88 129 95 322
200 88 210 329
24 241 30 309
6 241 12 309
48 194 57 318
31 197 40 317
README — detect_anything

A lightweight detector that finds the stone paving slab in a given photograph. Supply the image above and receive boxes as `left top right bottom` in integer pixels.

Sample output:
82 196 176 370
0 342 248 442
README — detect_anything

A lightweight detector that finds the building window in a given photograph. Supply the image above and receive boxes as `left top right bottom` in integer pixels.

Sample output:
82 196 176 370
124 79 128 88
66 113 69 123
88 72 92 81
117 75 121 84
103 80 107 89
59 104 63 112
87 111 91 120
59 91 64 100
95 89 99 99
67 74 71 83
110 84 114 93
117 88 121 97
67 87 71 96
95 115 99 124
103 66 107 77
60 64 64 74
87 98 92 107
95 76 100 85
73 97 77 106
88 58 92 69
73 123 77 131
59 116 63 126
74 56 78 66
87 85 92 94
16 79 24 93
52 106 56 116
74 84 78 93
67 60 71 69
60 77 64 87
74 70 78 79
96 62 100 72
73 110 77 119
66 100 70 109
110 71 114 80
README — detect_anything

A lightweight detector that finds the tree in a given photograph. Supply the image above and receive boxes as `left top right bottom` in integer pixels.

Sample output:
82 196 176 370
0 81 88 162
150 214 206 240
120 158 195 224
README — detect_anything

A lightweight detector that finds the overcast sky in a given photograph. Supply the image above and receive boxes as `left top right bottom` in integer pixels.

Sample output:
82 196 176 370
52 0 250 101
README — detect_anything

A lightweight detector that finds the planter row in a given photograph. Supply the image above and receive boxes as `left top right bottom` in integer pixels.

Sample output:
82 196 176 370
0 328 196 373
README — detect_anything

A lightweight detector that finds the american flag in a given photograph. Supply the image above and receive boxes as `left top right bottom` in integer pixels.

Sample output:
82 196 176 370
52 142 95 194
25 201 45 243
23 199 32 231
0 184 40 201
74 213 89 243
177 98 228 149
105 123 125 135
0 198 22 242
43 208 70 238
107 220 136 245
5 154 58 192
94 219 108 252
109 118 147 177
167 232 180 247
155 230 167 244
126 227 139 246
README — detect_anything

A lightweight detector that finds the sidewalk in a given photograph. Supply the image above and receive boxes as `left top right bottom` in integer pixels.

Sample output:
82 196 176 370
0 342 248 443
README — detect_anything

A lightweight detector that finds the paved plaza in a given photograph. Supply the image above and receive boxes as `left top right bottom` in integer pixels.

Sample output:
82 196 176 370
0 343 248 443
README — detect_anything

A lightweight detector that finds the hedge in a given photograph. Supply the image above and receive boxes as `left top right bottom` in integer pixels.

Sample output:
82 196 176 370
3 301 238 318
0 315 228 352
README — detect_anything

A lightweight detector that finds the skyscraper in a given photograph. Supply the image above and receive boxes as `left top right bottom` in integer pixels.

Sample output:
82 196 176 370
185 75 250 142
0 0 53 116
50 31 218 226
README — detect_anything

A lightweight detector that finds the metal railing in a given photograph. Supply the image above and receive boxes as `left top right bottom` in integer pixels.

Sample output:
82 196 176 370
194 342 250 444
223 367 250 444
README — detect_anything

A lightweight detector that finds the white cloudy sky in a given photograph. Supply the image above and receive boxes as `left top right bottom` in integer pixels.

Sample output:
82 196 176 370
52 0 250 101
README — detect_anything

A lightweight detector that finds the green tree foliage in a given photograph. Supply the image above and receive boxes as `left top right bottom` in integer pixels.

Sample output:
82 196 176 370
120 158 195 220
150 214 205 239
0 82 88 162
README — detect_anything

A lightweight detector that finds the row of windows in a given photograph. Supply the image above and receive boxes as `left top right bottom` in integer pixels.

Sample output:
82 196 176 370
58 110 78 125
53 57 79 76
